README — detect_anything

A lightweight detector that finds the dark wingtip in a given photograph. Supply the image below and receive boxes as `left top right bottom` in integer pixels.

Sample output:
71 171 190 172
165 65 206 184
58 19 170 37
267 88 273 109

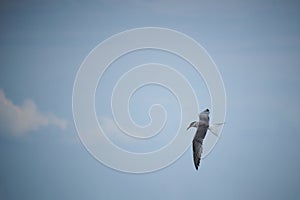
194 162 199 170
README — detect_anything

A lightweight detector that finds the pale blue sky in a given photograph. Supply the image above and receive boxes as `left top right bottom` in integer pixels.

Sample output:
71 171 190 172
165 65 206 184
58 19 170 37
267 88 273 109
1 0 300 199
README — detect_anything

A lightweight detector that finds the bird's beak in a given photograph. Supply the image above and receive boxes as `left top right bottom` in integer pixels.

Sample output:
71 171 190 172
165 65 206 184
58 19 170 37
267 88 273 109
187 125 191 130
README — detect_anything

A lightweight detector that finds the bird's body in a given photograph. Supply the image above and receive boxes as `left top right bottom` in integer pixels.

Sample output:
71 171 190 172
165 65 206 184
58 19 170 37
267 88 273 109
187 109 210 170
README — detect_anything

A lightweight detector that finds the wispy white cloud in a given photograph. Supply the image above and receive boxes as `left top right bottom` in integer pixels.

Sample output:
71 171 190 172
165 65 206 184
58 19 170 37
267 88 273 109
0 89 67 137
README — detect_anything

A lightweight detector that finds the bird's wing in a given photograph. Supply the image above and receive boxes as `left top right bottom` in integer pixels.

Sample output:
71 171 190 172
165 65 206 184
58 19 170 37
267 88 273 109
192 138 203 170
208 122 225 137
192 124 208 170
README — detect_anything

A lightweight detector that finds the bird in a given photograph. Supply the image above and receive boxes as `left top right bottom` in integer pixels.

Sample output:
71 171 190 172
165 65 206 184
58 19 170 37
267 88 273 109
187 109 210 170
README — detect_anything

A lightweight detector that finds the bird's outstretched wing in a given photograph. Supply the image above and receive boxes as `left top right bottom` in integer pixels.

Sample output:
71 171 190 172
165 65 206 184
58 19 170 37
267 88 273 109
192 138 203 170
208 122 225 137
192 124 208 170
191 109 210 170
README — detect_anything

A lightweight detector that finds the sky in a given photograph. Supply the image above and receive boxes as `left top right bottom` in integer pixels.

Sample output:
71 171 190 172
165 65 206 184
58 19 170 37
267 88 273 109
0 0 300 199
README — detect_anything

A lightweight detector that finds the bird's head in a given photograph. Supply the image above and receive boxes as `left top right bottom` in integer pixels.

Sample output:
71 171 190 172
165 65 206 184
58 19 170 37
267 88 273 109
187 121 197 130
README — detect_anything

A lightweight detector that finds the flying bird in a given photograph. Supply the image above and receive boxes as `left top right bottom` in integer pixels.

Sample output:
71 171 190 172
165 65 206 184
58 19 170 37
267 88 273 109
187 109 223 170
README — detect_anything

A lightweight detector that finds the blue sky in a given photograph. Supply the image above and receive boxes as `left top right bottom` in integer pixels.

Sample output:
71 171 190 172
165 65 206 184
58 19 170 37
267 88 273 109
1 0 300 199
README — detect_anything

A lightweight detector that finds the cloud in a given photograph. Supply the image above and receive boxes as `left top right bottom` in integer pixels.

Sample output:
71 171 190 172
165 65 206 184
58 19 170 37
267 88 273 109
0 89 67 136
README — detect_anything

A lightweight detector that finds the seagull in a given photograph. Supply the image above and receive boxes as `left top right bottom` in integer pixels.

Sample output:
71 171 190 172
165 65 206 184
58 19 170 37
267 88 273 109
187 109 223 170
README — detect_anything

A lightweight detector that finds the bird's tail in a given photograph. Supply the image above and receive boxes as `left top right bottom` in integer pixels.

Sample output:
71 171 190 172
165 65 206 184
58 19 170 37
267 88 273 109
208 122 225 137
